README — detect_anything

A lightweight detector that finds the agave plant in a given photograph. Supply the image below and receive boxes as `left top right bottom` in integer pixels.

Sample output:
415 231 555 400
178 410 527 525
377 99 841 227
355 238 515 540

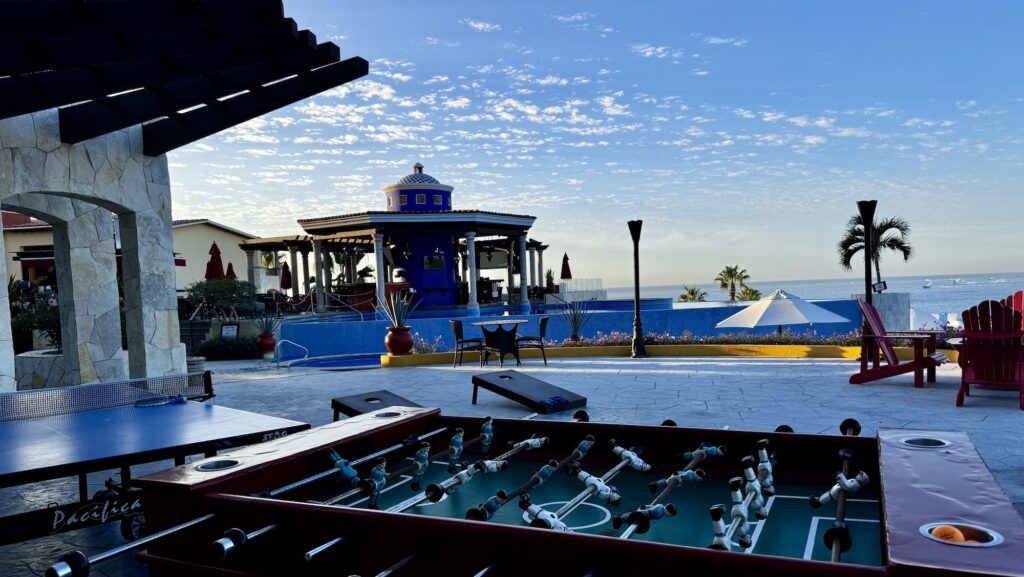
560 299 593 341
376 289 419 328
254 315 280 336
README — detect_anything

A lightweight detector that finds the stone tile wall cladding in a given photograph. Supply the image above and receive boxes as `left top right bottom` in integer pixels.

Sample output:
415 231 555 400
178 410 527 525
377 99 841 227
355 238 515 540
0 110 186 391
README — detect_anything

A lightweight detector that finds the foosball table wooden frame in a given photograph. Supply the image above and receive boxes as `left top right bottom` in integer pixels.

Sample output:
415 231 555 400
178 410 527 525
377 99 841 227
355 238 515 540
61 407 1024 577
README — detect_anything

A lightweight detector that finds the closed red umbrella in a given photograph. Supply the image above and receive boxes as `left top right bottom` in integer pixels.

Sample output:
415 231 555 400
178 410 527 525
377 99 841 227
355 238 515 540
205 242 226 280
559 252 572 280
225 262 237 280
280 262 292 290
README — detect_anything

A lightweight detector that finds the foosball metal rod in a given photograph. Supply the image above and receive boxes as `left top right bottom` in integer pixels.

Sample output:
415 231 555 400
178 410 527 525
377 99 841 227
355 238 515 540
721 469 770 546
267 426 449 498
829 418 861 563
473 562 497 577
618 444 713 540
389 434 547 513
524 409 590 422
375 552 418 577
554 457 631 519
321 433 485 506
46 513 216 577
304 536 347 561
213 522 279 560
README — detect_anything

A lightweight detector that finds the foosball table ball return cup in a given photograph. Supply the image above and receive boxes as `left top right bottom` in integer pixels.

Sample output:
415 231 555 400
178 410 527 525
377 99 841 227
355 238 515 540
920 522 1004 547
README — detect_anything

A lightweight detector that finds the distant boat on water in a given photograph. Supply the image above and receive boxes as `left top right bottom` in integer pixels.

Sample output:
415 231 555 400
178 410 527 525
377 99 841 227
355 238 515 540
952 278 964 284
923 279 932 289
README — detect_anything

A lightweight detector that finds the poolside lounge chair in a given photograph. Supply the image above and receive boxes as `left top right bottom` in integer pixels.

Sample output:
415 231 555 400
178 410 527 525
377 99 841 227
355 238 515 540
957 300 1024 410
516 315 549 365
849 299 947 387
450 320 484 367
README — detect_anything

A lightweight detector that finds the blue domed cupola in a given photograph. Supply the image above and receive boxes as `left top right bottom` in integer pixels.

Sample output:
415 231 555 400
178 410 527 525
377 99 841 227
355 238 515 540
382 162 455 213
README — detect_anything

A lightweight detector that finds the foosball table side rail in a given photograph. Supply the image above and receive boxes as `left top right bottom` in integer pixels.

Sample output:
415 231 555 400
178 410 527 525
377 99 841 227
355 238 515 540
139 492 888 577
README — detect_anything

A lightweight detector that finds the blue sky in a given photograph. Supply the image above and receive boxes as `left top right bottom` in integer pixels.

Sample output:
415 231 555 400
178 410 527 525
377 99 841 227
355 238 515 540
168 1 1024 287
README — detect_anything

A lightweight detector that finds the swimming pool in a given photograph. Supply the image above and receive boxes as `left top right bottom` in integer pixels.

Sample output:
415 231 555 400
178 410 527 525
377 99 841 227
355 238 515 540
289 354 382 369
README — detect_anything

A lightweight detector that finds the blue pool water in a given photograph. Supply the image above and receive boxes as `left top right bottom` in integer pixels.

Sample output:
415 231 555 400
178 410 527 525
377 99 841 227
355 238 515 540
289 354 382 369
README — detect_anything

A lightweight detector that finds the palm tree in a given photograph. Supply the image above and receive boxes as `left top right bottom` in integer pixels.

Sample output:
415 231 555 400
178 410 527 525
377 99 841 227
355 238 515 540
714 265 750 301
837 215 913 283
736 286 762 301
679 286 707 302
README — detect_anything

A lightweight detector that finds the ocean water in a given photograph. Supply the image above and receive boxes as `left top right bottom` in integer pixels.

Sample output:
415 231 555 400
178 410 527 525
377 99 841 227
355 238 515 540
606 272 1024 319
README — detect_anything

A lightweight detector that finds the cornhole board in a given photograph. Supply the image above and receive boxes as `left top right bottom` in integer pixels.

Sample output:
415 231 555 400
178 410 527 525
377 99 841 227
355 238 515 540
471 370 586 414
332 390 422 421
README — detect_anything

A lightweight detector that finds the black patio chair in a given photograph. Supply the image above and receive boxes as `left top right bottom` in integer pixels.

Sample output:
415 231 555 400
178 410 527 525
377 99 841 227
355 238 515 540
516 316 549 365
451 320 485 367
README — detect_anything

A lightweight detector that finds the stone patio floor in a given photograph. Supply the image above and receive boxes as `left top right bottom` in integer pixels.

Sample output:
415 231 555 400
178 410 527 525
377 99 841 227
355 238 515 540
3 356 1022 576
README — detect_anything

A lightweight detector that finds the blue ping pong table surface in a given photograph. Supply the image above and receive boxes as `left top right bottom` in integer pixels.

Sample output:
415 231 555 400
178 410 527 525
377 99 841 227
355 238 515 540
0 400 308 487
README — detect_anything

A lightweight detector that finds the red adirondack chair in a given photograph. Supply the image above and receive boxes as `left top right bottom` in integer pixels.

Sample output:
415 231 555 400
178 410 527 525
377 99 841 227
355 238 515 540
849 299 948 387
1000 290 1024 330
957 300 1024 409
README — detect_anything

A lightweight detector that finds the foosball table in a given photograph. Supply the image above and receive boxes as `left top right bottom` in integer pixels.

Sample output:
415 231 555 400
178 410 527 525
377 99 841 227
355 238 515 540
47 407 1024 577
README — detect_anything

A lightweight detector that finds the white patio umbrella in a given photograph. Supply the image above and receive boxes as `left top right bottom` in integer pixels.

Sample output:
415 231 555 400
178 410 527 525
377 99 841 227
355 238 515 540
715 289 851 334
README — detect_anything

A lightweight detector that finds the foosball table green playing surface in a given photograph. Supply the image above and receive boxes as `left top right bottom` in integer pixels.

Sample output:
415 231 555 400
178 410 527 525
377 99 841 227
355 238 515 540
45 407 1024 577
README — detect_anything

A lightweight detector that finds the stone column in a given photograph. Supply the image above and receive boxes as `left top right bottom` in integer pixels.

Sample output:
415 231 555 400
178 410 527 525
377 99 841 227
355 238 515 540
465 232 479 314
518 234 530 314
0 231 14 391
301 251 311 295
244 250 256 287
52 208 127 385
528 245 537 291
373 233 386 306
313 240 325 312
289 248 299 298
537 248 545 291
119 209 186 378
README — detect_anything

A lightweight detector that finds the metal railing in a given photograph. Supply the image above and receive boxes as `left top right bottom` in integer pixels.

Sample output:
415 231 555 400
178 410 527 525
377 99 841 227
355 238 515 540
321 291 370 321
275 339 310 369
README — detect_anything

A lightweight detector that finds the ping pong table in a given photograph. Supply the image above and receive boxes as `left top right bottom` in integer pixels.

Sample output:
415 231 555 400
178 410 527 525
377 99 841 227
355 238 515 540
0 372 309 545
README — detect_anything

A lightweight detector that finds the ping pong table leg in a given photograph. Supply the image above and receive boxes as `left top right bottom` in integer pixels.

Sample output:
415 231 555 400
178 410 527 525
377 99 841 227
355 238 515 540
472 383 479 405
175 455 186 466
120 465 131 485
79 474 88 502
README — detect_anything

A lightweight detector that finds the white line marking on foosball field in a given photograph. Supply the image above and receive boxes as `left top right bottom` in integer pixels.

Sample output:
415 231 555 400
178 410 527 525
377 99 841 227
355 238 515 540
740 495 775 552
802 516 880 560
523 501 612 531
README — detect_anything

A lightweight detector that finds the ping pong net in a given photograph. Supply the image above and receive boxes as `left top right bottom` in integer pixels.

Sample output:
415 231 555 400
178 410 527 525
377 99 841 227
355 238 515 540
0 371 213 422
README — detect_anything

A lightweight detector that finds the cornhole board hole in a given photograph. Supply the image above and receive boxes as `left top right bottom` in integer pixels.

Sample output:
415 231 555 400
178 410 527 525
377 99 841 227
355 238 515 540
471 370 587 414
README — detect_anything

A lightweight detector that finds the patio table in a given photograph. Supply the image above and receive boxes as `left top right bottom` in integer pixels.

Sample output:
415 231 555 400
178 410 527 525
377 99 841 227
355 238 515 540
471 319 526 367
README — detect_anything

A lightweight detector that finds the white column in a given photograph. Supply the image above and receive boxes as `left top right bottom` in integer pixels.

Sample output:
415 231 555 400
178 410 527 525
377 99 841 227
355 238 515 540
528 246 537 290
0 230 12 390
301 251 311 295
518 235 530 313
506 237 515 301
537 248 545 290
465 232 479 311
313 240 325 312
373 233 386 306
289 248 299 298
245 250 256 287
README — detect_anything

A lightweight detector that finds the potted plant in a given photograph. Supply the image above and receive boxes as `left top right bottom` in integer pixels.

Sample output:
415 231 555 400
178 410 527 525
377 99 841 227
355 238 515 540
375 288 418 355
254 315 280 359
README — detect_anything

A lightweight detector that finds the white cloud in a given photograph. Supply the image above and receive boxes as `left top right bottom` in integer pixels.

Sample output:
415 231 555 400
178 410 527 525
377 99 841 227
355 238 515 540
551 12 594 23
833 127 872 137
691 68 710 76
596 95 629 116
734 108 755 119
630 43 683 59
443 97 471 109
702 35 748 47
424 75 449 85
460 19 501 32
424 36 460 47
802 135 827 145
955 100 977 110
535 75 569 86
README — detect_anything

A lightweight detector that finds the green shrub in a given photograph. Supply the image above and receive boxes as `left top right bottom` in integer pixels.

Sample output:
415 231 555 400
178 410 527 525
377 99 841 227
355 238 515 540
195 337 261 360
186 280 256 315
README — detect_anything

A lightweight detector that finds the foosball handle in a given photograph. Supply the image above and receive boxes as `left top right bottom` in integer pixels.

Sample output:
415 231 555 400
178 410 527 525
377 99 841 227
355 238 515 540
661 419 677 427
775 424 795 433
572 409 590 422
46 551 88 577
839 418 862 437
824 522 853 552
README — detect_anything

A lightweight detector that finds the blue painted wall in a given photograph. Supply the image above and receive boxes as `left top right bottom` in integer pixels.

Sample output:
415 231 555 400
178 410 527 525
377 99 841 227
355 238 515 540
279 299 862 360
385 187 451 212
390 230 455 307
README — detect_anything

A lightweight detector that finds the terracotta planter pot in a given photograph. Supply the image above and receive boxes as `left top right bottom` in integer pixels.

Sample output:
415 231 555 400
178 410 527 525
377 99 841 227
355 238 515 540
257 334 277 354
385 326 414 356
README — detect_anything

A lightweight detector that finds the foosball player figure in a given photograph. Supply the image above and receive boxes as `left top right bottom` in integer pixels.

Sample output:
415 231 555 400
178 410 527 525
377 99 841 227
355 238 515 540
572 435 596 460
363 457 387 509
327 449 362 488
480 417 494 455
741 456 767 519
473 491 507 521
410 442 432 491
755 439 776 497
728 477 753 549
683 443 725 462
809 470 870 508
609 439 652 472
448 428 465 473
520 494 569 531
531 459 560 487
708 504 731 550
567 462 621 505
649 468 704 494
612 503 677 533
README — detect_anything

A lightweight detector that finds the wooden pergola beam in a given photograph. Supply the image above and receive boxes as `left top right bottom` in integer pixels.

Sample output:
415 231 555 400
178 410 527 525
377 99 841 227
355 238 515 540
0 20 315 120
59 43 340 144
142 57 369 156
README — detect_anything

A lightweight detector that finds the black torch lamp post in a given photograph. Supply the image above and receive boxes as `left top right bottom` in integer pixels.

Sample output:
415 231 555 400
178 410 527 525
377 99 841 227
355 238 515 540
857 200 877 362
628 220 647 358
